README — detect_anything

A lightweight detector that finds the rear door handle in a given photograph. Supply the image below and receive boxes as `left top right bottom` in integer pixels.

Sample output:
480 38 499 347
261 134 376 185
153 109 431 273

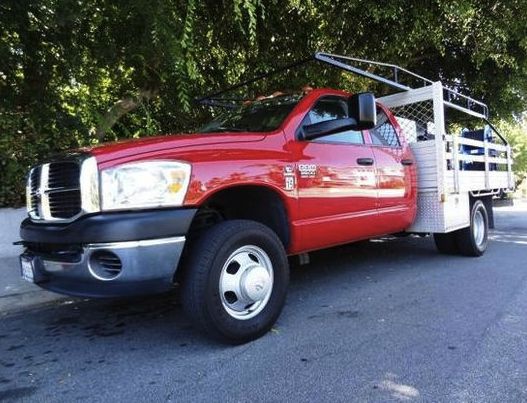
401 159 414 166
357 157 374 166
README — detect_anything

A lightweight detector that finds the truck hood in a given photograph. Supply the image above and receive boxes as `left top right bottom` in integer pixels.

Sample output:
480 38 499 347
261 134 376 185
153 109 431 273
85 132 266 164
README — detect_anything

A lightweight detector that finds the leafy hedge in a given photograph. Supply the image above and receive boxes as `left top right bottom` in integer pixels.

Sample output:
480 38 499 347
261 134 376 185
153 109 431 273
0 110 49 207
0 102 177 207
2 0 527 207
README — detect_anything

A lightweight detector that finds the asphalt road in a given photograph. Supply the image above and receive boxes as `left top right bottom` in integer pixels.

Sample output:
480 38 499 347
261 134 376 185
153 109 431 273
1 203 526 402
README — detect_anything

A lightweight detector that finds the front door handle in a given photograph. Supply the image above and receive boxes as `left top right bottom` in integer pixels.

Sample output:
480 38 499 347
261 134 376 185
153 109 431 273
357 157 374 166
401 159 414 166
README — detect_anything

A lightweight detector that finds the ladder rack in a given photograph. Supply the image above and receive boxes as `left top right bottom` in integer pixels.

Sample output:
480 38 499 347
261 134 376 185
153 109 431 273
198 51 490 120
314 52 489 119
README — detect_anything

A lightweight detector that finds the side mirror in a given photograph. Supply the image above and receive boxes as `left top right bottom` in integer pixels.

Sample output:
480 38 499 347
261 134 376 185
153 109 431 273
301 93 377 141
302 118 358 141
349 92 376 130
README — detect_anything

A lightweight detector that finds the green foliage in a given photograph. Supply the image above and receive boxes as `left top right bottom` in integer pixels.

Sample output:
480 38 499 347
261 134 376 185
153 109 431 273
498 117 527 187
1 0 527 206
0 110 37 206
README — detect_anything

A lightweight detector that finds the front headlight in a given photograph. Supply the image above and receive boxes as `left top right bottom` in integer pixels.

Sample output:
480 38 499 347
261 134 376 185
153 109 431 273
100 161 191 211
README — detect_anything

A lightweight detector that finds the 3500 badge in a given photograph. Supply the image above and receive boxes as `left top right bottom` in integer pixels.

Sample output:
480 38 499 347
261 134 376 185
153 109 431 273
298 164 317 178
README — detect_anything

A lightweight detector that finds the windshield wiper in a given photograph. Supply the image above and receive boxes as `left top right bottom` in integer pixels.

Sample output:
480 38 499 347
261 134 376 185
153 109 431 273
205 126 248 132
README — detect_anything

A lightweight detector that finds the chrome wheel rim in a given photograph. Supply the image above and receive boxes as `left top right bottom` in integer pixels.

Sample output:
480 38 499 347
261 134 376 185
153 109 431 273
473 210 485 247
219 245 274 320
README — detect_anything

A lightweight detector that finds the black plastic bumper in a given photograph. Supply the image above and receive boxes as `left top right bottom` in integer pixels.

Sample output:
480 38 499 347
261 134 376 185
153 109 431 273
20 208 197 244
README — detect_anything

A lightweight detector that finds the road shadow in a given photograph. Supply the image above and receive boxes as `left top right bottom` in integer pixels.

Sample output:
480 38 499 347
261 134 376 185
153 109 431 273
1 235 441 346
0 232 515 401
0 236 440 352
290 234 439 282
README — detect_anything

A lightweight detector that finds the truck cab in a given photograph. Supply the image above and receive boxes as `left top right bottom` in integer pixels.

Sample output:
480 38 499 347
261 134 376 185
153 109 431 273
286 89 416 252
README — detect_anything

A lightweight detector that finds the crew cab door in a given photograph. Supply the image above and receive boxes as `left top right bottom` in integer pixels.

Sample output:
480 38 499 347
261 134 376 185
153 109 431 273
293 95 380 251
367 105 416 233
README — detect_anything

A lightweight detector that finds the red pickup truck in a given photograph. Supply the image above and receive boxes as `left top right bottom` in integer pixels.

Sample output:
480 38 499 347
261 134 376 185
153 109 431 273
20 88 418 341
20 54 512 343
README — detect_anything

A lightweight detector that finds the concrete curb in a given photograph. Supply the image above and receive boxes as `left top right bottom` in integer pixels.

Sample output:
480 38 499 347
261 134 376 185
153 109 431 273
0 207 66 313
0 207 25 258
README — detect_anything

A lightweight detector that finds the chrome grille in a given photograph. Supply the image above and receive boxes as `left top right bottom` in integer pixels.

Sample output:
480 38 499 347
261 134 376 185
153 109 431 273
49 189 82 218
47 162 81 219
28 166 41 216
48 162 80 189
26 156 100 223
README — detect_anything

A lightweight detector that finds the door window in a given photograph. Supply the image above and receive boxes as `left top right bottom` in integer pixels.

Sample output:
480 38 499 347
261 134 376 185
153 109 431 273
300 96 364 145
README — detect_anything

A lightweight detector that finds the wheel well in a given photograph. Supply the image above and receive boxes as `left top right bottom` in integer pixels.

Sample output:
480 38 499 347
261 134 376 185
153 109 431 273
469 194 494 229
188 186 290 248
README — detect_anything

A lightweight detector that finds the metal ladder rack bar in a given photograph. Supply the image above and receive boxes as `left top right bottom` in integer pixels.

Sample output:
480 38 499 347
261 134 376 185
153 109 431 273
197 51 490 119
315 52 489 118
314 52 413 92
315 52 435 89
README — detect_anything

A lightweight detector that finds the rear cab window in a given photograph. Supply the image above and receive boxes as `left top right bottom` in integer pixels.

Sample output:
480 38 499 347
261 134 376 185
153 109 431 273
369 108 400 147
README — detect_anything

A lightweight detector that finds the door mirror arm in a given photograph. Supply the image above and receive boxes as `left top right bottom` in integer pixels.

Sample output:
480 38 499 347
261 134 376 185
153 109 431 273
301 117 358 141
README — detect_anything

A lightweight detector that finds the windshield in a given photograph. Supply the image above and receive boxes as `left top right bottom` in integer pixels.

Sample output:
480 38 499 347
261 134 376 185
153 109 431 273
199 94 303 133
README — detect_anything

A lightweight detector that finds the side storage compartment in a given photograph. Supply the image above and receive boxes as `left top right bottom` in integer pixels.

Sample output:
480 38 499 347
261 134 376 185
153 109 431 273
407 191 470 233
406 140 470 233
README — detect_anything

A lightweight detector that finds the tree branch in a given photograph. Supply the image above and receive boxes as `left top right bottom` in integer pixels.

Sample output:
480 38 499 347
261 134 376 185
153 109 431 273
95 88 158 140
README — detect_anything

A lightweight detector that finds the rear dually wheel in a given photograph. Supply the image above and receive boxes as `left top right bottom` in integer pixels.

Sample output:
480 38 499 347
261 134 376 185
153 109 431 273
433 199 489 257
433 232 459 254
456 200 489 256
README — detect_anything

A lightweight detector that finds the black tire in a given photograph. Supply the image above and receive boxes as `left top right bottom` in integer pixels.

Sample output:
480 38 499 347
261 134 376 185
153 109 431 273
433 232 459 254
456 200 489 257
181 220 289 344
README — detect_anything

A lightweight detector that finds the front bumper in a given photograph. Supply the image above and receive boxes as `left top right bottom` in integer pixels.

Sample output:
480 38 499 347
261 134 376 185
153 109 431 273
20 208 196 244
19 208 197 298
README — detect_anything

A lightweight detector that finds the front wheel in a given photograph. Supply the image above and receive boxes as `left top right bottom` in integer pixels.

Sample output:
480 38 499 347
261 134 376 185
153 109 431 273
181 220 289 344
